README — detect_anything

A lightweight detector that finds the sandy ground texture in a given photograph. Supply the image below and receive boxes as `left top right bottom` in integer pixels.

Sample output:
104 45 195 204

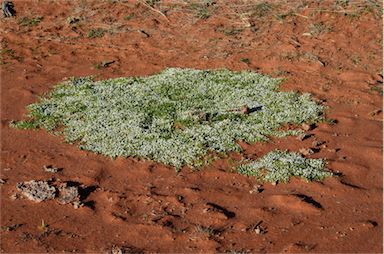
1 0 383 253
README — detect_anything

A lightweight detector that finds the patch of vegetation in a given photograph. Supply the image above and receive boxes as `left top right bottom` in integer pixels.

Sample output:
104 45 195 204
223 28 243 36
1 224 22 232
19 16 43 27
124 13 135 20
238 150 332 183
276 10 295 21
195 225 220 238
309 22 333 36
145 0 160 7
240 58 251 64
38 219 49 231
252 2 274 18
191 0 215 19
370 85 383 94
9 120 39 129
0 47 23 63
13 68 324 169
88 28 106 38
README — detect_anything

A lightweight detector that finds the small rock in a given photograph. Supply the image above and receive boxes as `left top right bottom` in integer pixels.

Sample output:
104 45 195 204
312 140 325 147
73 201 83 209
370 109 382 116
361 220 378 228
327 148 339 153
56 184 80 204
10 193 20 200
299 148 315 156
0 179 6 185
255 227 261 234
16 180 56 202
43 165 61 173
250 184 264 194
302 123 315 131
111 246 123 254
296 133 312 141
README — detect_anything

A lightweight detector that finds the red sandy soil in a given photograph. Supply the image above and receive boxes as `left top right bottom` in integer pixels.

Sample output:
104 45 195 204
1 0 382 253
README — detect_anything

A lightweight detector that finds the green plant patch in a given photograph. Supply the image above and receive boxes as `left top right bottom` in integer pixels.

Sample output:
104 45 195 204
19 16 44 27
238 150 332 183
88 28 106 38
13 68 324 169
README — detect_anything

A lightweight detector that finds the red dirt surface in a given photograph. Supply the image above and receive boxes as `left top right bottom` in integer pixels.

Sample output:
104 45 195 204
1 0 382 253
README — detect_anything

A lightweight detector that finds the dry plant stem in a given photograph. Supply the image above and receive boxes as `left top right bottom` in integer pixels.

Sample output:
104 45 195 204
138 0 170 22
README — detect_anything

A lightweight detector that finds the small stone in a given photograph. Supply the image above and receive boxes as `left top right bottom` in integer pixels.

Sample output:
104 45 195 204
299 148 314 156
56 184 80 204
43 165 61 173
370 109 382 116
111 246 123 254
10 193 20 200
362 220 378 228
16 180 56 202
327 148 339 153
250 184 264 194
0 179 6 185
296 133 312 141
73 201 83 209
302 123 315 131
312 140 325 147
255 227 261 234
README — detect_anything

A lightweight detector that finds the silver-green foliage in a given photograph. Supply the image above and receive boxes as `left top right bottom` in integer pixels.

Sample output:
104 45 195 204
238 150 332 182
14 68 324 169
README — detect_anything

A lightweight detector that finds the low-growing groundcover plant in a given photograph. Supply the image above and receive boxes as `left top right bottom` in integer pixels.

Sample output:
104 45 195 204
238 150 332 183
13 68 325 170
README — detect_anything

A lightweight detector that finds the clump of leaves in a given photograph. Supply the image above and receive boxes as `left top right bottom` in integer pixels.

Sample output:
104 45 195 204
13 68 324 169
19 16 43 26
88 28 106 38
238 150 332 183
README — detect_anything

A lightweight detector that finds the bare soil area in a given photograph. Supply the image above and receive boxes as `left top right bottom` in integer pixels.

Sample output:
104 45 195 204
1 0 382 253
